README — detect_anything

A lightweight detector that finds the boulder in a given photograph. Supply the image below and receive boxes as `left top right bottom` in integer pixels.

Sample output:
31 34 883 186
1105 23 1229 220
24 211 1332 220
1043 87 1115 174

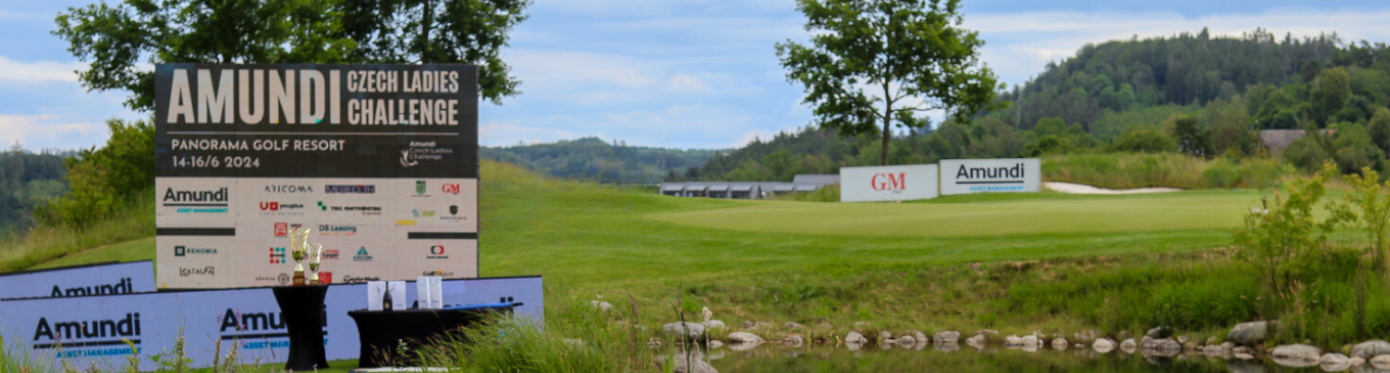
783 322 805 330
1271 344 1321 362
1372 354 1390 369
966 334 987 348
910 330 929 345
1351 356 1366 366
1092 338 1115 354
879 331 894 341
1073 329 1098 343
896 336 916 348
702 320 726 330
1021 335 1041 347
1004 335 1022 346
845 331 868 344
1146 326 1173 339
663 322 706 341
1201 345 1225 356
1120 338 1137 353
708 340 724 349
1051 338 1069 350
1352 340 1390 360
1321 353 1350 365
934 331 961 344
726 332 763 344
1227 321 1269 346
1221 341 1235 350
783 334 804 347
1142 337 1182 353
1233 352 1254 360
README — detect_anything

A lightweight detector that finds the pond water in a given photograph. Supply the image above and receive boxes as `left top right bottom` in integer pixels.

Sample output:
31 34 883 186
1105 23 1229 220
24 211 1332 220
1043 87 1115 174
677 343 1369 373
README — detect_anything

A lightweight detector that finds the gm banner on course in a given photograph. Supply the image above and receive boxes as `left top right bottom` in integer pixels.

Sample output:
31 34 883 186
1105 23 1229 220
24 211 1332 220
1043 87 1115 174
154 64 479 289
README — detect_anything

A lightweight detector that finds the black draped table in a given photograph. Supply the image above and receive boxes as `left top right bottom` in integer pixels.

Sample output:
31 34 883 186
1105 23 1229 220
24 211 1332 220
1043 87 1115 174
347 303 517 368
271 285 330 371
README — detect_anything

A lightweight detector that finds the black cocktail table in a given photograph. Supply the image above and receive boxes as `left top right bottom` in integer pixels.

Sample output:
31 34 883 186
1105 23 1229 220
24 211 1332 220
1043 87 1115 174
347 304 515 367
271 285 330 371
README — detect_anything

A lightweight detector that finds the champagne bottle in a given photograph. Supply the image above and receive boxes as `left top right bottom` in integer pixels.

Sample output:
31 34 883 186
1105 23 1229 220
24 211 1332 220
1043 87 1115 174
382 286 394 311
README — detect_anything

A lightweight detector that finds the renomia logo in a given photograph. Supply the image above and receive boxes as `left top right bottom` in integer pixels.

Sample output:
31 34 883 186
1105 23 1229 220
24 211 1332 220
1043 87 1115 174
954 163 1026 184
50 278 134 297
174 245 217 257
871 173 906 192
32 313 141 349
325 185 375 194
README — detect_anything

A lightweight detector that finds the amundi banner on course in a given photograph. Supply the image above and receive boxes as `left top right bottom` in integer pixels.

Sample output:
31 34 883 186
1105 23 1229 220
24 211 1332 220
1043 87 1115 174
940 158 1041 195
154 64 479 289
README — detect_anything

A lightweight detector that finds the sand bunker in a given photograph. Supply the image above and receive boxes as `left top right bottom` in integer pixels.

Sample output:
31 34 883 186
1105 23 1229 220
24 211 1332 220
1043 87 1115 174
1044 182 1180 195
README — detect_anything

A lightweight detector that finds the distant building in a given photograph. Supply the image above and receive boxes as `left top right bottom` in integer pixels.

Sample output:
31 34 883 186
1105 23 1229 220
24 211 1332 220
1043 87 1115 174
659 174 839 199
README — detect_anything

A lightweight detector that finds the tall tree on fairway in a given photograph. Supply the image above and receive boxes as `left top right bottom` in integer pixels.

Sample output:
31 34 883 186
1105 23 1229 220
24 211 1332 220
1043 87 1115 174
776 0 1000 165
53 0 356 112
342 0 529 104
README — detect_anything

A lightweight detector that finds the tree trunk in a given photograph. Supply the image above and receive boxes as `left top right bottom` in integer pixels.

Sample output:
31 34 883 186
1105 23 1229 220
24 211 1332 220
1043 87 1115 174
881 83 892 166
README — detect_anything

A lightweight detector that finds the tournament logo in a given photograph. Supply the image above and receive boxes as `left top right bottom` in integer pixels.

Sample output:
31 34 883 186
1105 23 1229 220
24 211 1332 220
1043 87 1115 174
269 247 285 264
427 245 448 259
400 150 418 167
353 247 374 262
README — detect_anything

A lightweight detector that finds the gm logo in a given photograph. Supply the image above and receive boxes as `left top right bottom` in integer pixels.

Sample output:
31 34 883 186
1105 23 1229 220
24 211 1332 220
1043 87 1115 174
871 173 906 192
441 183 460 194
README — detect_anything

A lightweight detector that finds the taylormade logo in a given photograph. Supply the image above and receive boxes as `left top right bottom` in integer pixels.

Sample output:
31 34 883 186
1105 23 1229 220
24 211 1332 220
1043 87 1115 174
50 278 134 297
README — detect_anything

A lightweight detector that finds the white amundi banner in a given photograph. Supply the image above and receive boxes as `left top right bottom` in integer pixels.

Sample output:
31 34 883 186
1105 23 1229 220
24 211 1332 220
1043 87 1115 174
840 164 939 202
940 158 1042 195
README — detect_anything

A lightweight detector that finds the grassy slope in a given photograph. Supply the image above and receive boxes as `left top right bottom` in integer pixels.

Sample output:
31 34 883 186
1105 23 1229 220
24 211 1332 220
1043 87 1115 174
22 161 1264 337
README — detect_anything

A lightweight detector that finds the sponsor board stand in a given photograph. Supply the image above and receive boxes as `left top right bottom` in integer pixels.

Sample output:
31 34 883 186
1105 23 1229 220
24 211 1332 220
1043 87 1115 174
0 276 542 370
0 261 153 299
839 164 939 202
939 158 1042 195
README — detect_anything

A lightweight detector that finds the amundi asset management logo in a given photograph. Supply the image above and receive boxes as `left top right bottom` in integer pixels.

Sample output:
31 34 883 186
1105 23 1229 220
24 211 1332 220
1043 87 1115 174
162 187 229 213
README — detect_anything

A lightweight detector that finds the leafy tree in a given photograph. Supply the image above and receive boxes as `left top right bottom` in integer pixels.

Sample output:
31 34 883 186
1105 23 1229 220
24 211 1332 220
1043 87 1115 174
1330 122 1381 175
1369 108 1390 156
36 119 154 229
342 0 529 103
1168 114 1211 158
1109 126 1177 153
776 0 1000 165
53 0 356 111
1232 162 1338 319
1311 67 1352 126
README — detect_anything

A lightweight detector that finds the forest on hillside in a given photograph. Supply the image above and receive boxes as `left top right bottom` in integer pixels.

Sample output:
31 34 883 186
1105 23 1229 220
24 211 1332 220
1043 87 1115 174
481 137 724 184
0 146 70 233
674 28 1390 183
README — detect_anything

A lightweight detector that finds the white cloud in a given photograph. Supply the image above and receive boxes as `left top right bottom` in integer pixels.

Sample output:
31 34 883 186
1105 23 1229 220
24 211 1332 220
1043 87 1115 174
480 122 583 147
0 56 82 83
667 74 713 93
0 114 104 150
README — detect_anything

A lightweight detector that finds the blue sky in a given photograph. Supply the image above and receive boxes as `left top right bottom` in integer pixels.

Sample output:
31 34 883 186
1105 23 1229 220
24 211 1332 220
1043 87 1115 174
1 1 1389 151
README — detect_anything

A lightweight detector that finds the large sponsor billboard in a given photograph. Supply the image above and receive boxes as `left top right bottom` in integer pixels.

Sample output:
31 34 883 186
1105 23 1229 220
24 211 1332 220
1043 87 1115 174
154 64 478 288
840 164 939 202
0 276 541 370
939 158 1041 195
0 261 154 300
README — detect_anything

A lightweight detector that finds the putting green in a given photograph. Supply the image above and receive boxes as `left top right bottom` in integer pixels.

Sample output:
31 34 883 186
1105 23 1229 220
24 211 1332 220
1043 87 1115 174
649 190 1260 238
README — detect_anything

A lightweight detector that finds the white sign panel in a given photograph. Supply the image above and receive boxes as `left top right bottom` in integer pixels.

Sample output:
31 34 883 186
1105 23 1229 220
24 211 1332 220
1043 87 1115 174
839 164 939 202
0 276 542 370
0 261 154 300
939 158 1042 195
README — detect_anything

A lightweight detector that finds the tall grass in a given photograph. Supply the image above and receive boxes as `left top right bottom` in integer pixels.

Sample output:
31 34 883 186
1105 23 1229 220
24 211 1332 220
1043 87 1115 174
1043 153 1291 190
0 188 154 271
412 298 656 373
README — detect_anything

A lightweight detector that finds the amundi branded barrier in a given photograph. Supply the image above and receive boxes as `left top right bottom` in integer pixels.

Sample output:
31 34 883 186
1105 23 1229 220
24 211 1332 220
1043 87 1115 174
939 158 1041 195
